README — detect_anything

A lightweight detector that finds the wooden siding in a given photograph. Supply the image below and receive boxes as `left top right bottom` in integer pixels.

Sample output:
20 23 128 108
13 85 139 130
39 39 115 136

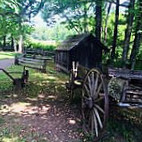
55 34 105 73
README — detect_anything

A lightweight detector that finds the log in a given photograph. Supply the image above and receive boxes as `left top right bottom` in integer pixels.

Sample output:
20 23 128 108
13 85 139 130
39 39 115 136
108 68 142 80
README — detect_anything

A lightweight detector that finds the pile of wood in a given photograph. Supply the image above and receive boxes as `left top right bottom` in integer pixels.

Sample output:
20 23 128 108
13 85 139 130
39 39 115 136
108 67 142 107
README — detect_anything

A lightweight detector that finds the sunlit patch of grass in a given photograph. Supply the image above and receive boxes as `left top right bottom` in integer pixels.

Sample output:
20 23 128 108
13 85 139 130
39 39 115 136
0 52 20 60
0 65 23 92
0 59 68 99
2 136 23 142
31 72 57 82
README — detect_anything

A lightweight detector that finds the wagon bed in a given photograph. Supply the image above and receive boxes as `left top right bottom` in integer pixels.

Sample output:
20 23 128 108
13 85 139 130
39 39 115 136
108 68 142 108
66 62 142 141
108 68 142 80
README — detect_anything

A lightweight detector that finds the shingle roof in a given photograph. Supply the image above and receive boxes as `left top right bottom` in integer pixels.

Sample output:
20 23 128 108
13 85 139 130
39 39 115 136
56 33 109 52
56 33 90 51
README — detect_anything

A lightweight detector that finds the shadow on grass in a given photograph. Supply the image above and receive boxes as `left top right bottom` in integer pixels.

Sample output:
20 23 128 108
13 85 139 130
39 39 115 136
0 61 141 142
100 105 142 142
0 76 82 142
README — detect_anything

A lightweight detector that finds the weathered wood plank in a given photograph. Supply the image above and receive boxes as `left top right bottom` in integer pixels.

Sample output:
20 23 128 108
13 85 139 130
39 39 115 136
19 58 44 63
16 54 47 73
56 64 69 73
19 62 43 69
108 68 142 80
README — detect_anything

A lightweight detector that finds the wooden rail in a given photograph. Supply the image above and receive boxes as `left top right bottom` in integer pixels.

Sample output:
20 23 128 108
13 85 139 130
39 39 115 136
15 54 51 73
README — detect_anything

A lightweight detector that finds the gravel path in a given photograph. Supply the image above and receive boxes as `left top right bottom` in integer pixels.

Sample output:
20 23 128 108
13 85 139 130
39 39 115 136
0 59 14 71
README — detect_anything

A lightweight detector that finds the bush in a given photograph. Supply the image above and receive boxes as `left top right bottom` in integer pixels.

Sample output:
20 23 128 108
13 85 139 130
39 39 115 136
25 39 57 51
29 42 56 51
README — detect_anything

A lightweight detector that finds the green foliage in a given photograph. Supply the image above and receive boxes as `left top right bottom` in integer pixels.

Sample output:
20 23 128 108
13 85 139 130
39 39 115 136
102 115 141 142
29 42 56 51
0 0 45 51
31 23 76 41
41 0 96 33
25 38 57 51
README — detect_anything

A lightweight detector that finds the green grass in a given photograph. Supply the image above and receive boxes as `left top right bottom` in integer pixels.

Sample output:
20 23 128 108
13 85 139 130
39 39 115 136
0 52 19 60
0 125 48 142
0 60 67 94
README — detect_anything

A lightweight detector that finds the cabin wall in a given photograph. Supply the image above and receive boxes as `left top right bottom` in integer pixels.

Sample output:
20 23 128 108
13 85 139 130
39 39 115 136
55 50 70 73
55 35 104 73
70 39 102 69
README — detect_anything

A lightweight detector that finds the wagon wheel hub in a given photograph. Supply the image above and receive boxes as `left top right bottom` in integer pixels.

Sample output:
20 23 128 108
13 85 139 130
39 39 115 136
84 97 94 109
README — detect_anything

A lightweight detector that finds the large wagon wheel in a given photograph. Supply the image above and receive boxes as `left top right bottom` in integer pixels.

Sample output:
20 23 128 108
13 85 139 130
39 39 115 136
82 68 109 141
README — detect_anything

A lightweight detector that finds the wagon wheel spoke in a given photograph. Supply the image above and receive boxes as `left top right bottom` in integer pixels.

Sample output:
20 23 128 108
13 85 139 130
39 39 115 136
82 68 109 141
95 104 105 114
94 73 99 94
84 84 91 97
87 75 92 96
94 108 103 129
93 111 98 137
94 96 104 103
96 82 103 97
91 72 95 96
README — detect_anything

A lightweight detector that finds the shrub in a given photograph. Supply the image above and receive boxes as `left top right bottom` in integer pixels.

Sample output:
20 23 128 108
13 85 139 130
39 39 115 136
29 42 56 51
25 39 57 51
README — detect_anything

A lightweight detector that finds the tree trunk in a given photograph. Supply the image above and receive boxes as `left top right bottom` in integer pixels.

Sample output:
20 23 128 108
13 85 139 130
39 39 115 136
18 35 23 53
130 0 142 69
3 35 6 50
122 0 135 66
104 2 112 43
130 33 142 69
14 39 17 53
95 0 102 40
83 2 88 33
11 36 14 51
111 0 119 61
18 17 23 53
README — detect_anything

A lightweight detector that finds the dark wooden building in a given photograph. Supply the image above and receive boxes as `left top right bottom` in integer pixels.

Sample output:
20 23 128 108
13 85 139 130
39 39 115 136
55 34 107 73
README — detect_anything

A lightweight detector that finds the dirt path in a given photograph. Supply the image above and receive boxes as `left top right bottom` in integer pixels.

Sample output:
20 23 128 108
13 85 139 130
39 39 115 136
0 87 83 142
0 59 14 71
0 60 83 142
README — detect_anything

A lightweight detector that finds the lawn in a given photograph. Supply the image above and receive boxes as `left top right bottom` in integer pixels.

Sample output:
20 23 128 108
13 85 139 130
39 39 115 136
0 60 141 142
0 52 19 60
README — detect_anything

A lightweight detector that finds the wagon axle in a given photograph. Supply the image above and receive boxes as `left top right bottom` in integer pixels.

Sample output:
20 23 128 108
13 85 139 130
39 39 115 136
83 97 94 109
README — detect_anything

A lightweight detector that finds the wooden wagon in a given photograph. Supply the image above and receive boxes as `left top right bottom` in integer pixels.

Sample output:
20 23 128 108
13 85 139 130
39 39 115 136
66 62 109 141
65 62 142 141
56 34 142 141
